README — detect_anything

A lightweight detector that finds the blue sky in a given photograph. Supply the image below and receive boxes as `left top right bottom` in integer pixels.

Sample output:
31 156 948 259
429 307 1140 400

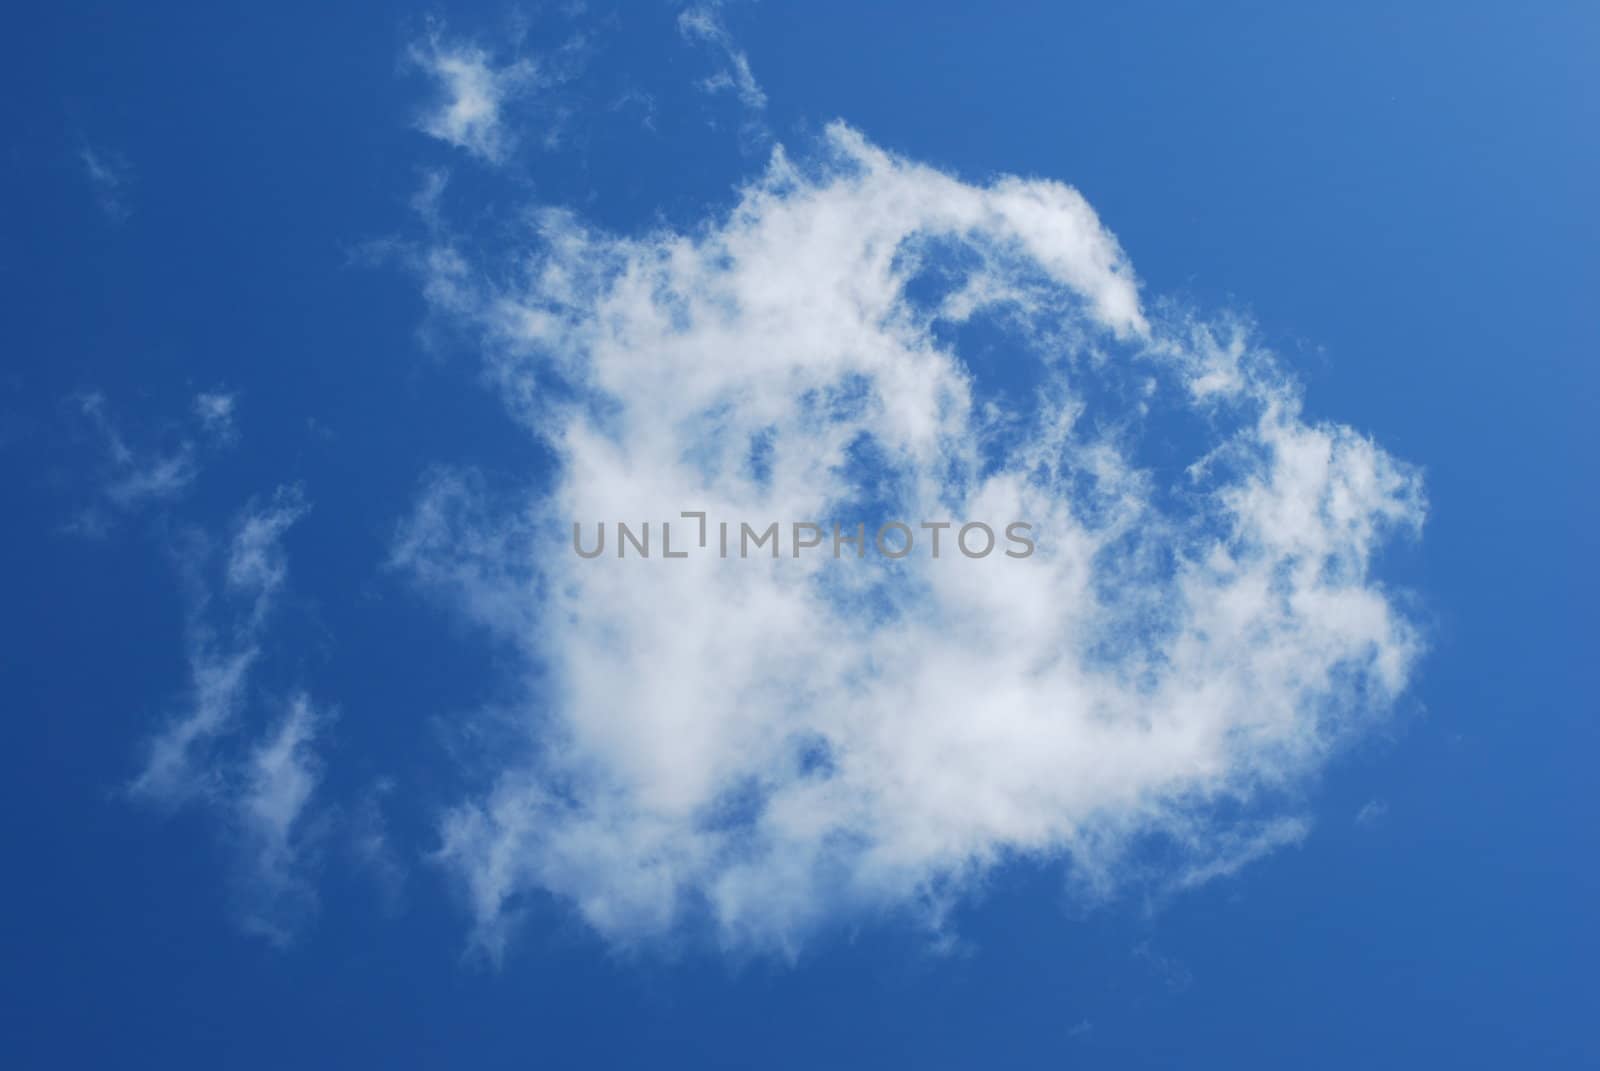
2 2 1596 1067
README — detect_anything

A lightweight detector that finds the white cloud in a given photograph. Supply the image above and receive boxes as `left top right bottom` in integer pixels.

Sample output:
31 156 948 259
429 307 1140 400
227 486 306 618
348 779 408 914
131 486 309 804
397 123 1425 957
80 145 130 222
130 643 256 804
234 695 328 944
409 34 540 163
71 390 240 524
1134 940 1194 993
126 487 332 942
193 391 237 443
76 392 197 511
104 450 198 509
678 4 767 112
1172 816 1309 890
1354 799 1389 826
69 395 332 941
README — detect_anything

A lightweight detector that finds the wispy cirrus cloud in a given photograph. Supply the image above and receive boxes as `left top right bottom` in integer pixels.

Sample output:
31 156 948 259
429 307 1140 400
131 485 310 803
70 393 382 942
65 390 238 536
79 145 131 222
407 24 587 162
233 694 329 945
1354 799 1389 826
192 391 238 444
409 36 534 163
127 486 333 943
393 121 1425 958
76 391 198 511
678 3 767 113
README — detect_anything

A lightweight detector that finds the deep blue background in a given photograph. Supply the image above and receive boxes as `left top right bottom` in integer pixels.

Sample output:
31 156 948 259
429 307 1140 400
2 2 1595 1066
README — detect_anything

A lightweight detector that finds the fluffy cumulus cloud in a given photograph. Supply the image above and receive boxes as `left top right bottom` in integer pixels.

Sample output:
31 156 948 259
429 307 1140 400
397 122 1425 956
